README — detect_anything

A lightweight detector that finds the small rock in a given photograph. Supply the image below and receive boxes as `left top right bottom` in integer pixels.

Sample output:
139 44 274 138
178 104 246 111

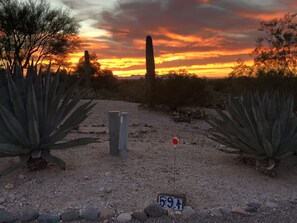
80 206 99 221
99 187 105 192
181 206 195 219
83 175 90 180
196 210 209 218
131 211 147 222
104 172 111 177
144 204 166 217
0 206 5 210
174 211 182 215
99 208 113 220
61 209 79 222
117 213 132 223
105 187 112 193
247 202 261 209
8 194 15 200
210 208 223 217
0 210 15 223
4 184 14 189
19 207 39 222
37 213 60 223
245 207 258 213
0 198 5 204
18 175 25 179
231 207 249 216
218 207 231 215
265 201 279 209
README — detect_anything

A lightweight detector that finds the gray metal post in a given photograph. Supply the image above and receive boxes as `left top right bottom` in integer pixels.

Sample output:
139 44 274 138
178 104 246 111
108 111 120 156
119 112 128 159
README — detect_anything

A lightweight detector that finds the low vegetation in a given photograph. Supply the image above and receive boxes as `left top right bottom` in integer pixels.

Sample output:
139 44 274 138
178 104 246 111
207 91 297 175
0 65 97 175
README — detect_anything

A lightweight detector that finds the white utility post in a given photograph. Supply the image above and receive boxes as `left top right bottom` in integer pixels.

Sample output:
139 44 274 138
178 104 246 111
108 111 128 159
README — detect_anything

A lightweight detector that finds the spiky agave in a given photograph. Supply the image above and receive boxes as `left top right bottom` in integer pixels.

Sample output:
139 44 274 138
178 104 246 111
0 65 97 175
207 91 297 171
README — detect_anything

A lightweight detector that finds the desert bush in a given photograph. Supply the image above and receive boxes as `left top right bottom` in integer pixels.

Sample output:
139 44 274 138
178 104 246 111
90 74 118 91
0 65 97 175
155 74 209 111
207 90 297 175
117 79 146 103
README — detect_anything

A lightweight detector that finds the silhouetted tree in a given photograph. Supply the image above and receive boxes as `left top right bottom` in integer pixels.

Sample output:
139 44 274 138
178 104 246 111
0 0 80 70
229 59 254 78
253 13 297 76
75 52 101 78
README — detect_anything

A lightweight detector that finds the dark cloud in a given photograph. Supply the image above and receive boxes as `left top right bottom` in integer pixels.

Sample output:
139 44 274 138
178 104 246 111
57 0 297 76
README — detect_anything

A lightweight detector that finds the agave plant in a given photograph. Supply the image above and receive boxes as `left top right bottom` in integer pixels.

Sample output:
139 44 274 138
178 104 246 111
0 65 97 175
207 91 297 172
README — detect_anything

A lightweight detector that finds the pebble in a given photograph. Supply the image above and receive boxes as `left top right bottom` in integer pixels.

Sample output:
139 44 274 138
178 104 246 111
247 202 261 209
83 175 90 180
117 213 132 223
131 211 147 222
80 206 100 221
8 194 15 200
4 184 14 189
18 174 25 179
0 206 5 210
61 209 79 222
0 210 15 223
144 204 166 217
105 187 112 193
196 210 209 218
245 206 258 213
181 206 195 219
104 172 111 177
265 201 279 209
0 198 5 204
210 208 223 217
218 207 231 215
231 207 250 216
37 213 60 223
99 207 113 220
19 207 39 222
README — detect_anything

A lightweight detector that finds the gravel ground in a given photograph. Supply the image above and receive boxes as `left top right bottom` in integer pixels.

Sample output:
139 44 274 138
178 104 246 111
0 100 297 222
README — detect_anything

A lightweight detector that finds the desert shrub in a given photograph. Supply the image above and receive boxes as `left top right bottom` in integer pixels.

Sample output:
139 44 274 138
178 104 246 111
116 79 146 103
207 91 297 175
155 74 209 111
0 65 97 175
206 74 297 109
90 74 118 91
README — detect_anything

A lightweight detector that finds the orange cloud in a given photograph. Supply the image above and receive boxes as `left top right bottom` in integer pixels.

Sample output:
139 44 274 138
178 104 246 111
60 0 296 78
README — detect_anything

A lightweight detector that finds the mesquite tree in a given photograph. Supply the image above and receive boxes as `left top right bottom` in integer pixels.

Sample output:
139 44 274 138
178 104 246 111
0 0 80 70
253 13 297 76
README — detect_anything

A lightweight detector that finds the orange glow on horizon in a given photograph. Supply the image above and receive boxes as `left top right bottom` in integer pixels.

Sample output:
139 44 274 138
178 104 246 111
112 60 254 78
66 48 254 78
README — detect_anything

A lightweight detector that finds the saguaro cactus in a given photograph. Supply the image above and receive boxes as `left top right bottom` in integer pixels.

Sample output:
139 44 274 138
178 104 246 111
84 50 91 87
145 35 156 107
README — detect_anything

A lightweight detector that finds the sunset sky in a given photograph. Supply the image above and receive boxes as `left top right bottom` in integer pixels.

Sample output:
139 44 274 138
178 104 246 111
50 0 297 78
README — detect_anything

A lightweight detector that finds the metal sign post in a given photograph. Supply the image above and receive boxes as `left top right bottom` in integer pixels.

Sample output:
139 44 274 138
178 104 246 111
108 111 128 159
